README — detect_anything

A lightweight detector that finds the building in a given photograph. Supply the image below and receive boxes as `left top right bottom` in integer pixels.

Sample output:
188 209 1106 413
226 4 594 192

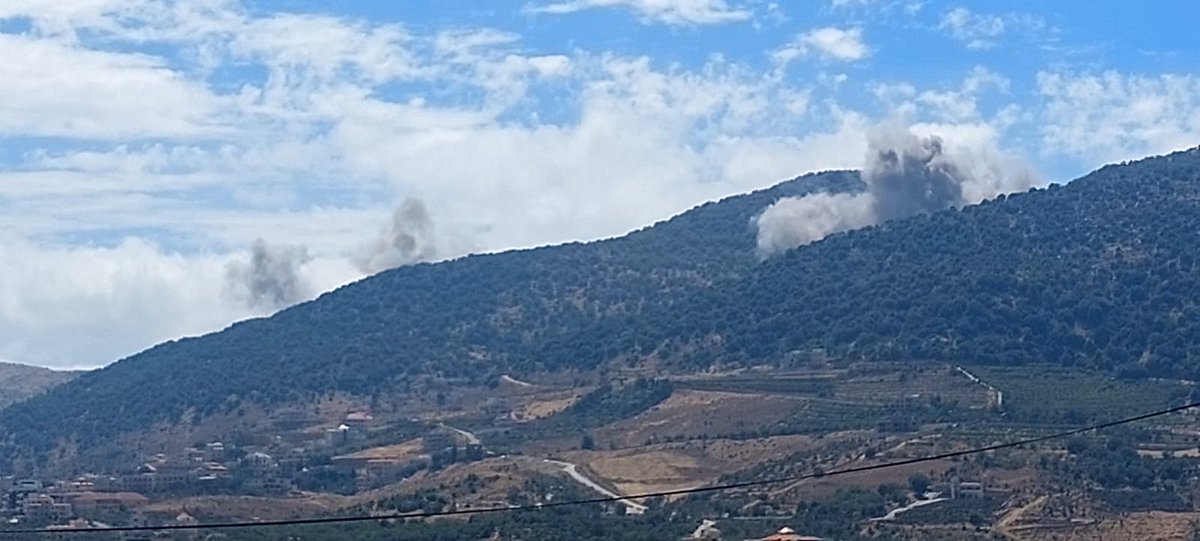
65 492 149 517
326 424 352 445
684 519 721 540
203 442 226 462
245 476 293 496
950 477 985 499
241 452 278 476
12 479 43 494
344 411 374 429
23 493 72 524
756 527 824 541
876 414 919 433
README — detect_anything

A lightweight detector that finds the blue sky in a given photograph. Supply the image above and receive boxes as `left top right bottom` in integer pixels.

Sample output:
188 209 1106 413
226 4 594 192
0 0 1197 369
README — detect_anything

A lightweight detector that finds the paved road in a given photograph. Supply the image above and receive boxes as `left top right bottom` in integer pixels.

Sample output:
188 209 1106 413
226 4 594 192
501 374 534 387
442 424 481 445
544 459 647 514
956 366 1004 409
871 494 947 521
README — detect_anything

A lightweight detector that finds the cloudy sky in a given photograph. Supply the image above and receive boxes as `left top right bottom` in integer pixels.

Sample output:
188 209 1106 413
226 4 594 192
1 0 1197 369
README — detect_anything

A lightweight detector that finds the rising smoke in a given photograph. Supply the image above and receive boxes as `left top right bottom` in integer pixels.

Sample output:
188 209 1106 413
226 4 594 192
754 125 1038 256
355 198 440 274
864 129 965 222
224 238 312 310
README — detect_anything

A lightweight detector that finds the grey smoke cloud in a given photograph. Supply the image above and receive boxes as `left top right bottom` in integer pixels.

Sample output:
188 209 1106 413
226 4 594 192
865 130 965 222
355 198 440 274
225 238 311 310
753 193 875 257
755 124 1038 256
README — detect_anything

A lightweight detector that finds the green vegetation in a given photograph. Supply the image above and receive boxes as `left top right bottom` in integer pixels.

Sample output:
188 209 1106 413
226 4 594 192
484 378 673 448
1044 432 1199 492
8 148 1200 470
1093 489 1190 512
220 506 690 541
673 375 836 396
892 497 1000 526
965 365 1192 423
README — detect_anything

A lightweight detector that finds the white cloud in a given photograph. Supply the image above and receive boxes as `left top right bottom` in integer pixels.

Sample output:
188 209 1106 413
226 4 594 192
0 33 225 139
0 1 1059 370
773 27 869 67
1038 71 1200 163
0 237 345 368
916 66 1010 122
938 7 1045 50
0 2 883 368
525 0 752 26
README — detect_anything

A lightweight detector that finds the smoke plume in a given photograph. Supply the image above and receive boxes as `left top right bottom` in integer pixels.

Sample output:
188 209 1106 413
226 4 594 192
356 198 440 274
753 193 875 255
755 125 1037 256
864 129 964 222
225 238 311 310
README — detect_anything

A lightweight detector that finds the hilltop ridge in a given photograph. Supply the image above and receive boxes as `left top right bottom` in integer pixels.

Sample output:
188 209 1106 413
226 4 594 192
4 148 1200 470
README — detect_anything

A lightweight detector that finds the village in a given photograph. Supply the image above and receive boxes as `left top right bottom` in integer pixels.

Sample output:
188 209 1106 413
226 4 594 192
0 366 1008 540
0 407 500 536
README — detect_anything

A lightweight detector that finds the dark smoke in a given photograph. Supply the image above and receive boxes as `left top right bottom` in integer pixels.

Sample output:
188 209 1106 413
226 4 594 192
865 133 964 222
225 238 311 310
755 125 1038 256
356 198 439 274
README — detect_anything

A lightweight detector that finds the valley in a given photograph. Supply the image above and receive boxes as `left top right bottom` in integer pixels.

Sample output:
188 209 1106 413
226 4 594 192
4 360 1198 540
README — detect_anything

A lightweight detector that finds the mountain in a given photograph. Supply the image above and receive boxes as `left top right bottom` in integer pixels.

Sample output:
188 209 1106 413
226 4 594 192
0 362 76 409
0 169 862 468
4 147 1200 469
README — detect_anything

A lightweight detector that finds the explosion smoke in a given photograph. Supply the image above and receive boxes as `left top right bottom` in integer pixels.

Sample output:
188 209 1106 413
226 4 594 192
755 125 1038 256
225 238 311 310
356 198 440 274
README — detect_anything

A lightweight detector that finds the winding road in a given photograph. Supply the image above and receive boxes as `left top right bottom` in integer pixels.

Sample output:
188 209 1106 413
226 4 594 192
441 423 481 445
870 494 948 521
544 459 648 515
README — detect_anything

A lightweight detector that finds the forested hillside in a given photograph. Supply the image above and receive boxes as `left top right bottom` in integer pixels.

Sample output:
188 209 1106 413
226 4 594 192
677 149 1200 376
0 170 862 462
4 148 1200 465
0 363 75 409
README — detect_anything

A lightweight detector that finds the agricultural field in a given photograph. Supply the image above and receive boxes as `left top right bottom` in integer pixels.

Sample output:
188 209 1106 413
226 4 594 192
961 365 1195 424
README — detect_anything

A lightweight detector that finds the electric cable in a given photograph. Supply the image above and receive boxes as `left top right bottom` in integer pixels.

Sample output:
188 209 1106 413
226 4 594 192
6 400 1196 535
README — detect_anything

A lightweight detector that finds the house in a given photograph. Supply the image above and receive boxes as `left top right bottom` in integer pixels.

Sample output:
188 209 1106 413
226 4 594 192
244 475 293 496
241 452 278 476
344 411 374 429
950 477 985 499
876 414 918 433
755 527 824 541
23 493 72 524
203 442 226 462
66 491 149 517
12 479 43 494
684 519 721 540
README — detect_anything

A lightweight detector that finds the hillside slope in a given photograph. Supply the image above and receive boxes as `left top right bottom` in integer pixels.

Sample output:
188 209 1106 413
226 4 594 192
695 149 1200 375
0 170 862 464
4 148 1200 467
0 362 75 409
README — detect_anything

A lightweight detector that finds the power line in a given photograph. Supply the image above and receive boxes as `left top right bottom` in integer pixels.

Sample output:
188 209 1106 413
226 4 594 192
6 400 1198 535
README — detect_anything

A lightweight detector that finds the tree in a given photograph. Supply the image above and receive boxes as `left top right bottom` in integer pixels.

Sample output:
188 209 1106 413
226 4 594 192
908 473 931 494
580 433 595 451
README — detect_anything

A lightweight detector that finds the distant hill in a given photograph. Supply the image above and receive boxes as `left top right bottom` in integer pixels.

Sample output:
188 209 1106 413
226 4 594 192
0 362 76 409
4 148 1200 469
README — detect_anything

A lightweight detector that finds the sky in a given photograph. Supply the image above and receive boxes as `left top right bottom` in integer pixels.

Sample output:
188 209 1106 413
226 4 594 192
0 0 1198 370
